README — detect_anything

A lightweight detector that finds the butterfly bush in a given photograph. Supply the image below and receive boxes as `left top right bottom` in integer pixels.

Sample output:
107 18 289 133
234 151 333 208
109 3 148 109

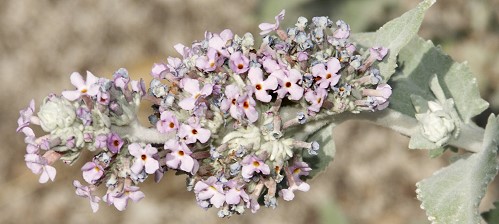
16 10 390 216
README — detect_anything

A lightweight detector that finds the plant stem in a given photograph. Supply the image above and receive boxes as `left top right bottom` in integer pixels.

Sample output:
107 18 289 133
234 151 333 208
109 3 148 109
111 119 173 144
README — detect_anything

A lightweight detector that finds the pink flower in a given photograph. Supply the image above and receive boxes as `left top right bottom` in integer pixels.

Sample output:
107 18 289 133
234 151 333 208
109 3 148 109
196 48 222 72
62 71 100 101
225 180 249 205
156 111 179 133
333 20 350 39
178 121 211 144
220 84 243 120
73 180 100 212
229 51 250 74
238 93 259 123
279 162 312 201
304 88 328 113
151 63 168 79
104 186 145 211
107 132 124 154
24 153 56 183
81 161 104 184
272 69 304 100
311 58 341 89
208 29 233 57
362 83 392 110
128 143 159 174
178 78 213 111
164 139 199 174
241 155 270 179
259 10 285 35
16 99 37 132
248 67 278 102
370 47 389 61
194 177 226 208
262 57 282 73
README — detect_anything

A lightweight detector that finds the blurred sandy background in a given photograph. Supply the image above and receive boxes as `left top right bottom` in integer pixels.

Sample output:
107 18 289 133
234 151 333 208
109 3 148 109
1 0 498 223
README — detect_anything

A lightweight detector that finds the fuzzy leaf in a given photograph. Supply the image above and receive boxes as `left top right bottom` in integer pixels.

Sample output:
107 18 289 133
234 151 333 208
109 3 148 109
416 114 499 224
387 37 488 123
303 123 336 179
351 0 435 80
482 201 499 224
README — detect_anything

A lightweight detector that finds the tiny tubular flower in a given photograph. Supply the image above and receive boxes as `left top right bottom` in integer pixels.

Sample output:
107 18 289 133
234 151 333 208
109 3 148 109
238 93 259 123
259 10 285 35
333 20 350 39
229 51 250 74
73 180 100 212
151 63 168 79
164 139 199 174
62 71 100 101
24 153 56 183
107 132 124 154
17 99 37 132
272 69 304 101
156 111 179 133
304 88 328 113
81 161 104 184
248 67 278 103
194 177 226 208
178 121 211 144
225 180 250 205
311 58 341 89
129 143 159 174
220 84 243 120
369 46 389 61
104 186 145 211
196 48 222 72
241 155 270 179
178 78 214 111
361 83 392 110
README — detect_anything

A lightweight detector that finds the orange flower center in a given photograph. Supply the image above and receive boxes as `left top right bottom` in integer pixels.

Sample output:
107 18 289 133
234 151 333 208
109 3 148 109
169 122 175 128
285 82 292 88
237 64 244 69
243 101 249 109
192 129 198 135
252 161 260 167
178 150 185 156
141 154 147 160
255 84 262 90
326 73 332 79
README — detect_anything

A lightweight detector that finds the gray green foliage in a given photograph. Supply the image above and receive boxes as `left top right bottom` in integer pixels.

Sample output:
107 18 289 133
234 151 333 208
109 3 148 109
416 115 499 224
303 123 336 179
482 201 499 224
386 37 488 123
351 0 435 80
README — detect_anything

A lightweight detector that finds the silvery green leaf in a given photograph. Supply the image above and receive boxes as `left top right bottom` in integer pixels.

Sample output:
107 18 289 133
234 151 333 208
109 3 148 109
351 0 435 80
482 201 499 224
387 37 488 123
416 114 499 224
303 123 336 179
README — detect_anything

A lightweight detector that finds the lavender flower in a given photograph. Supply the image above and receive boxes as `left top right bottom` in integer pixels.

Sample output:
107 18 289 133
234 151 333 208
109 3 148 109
16 11 392 217
129 143 159 174
259 10 285 35
62 71 100 101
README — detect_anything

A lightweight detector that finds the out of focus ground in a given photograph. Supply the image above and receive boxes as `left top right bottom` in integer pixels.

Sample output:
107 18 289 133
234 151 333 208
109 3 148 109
1 0 498 223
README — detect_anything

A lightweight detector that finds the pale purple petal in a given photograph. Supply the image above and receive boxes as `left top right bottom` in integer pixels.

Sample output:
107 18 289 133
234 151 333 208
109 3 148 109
70 72 85 88
178 97 196 110
196 127 211 143
62 90 81 101
144 159 159 174
128 143 142 157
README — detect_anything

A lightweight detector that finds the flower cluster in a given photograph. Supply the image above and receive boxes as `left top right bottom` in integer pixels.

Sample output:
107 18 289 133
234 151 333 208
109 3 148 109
16 10 391 216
